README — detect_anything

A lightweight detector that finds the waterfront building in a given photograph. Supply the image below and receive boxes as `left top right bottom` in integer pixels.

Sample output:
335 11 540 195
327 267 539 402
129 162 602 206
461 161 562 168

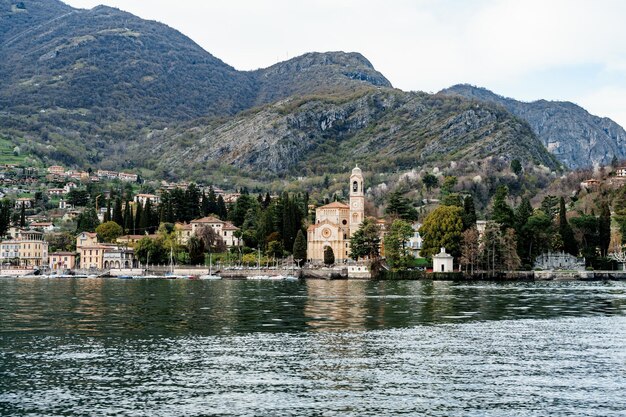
188 216 241 248
76 232 107 269
49 252 76 270
433 247 454 272
307 165 365 262
0 230 49 268
534 252 585 271
103 248 136 269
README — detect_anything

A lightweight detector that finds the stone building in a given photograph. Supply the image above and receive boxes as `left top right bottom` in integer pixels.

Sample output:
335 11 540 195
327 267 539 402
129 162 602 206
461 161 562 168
534 251 585 271
307 165 365 262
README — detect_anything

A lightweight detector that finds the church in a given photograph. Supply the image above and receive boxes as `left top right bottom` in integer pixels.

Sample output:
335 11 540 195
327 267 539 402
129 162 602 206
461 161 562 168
307 165 365 262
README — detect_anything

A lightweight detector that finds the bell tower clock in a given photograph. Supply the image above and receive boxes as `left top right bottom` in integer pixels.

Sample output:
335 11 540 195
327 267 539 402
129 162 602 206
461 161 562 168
349 165 365 237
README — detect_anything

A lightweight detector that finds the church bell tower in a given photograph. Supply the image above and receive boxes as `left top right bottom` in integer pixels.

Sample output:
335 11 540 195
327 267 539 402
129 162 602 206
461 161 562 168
349 165 365 237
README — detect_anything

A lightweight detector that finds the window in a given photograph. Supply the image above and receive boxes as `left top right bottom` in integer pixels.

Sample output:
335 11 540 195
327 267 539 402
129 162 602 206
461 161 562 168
353 181 358 192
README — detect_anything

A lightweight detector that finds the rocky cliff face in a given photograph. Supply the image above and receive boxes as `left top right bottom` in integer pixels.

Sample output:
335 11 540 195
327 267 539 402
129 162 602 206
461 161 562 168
139 89 559 178
439 84 626 169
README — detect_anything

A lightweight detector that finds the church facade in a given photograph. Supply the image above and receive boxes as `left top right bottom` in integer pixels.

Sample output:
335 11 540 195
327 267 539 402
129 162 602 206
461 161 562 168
307 166 365 262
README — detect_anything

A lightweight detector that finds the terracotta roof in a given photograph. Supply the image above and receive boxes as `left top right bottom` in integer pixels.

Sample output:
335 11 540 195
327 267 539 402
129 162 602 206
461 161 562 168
191 216 223 224
50 252 76 256
317 201 350 210
175 222 193 230
222 222 239 231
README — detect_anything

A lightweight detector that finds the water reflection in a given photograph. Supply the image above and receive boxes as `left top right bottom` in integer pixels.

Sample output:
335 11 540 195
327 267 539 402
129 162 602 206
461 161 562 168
0 278 625 336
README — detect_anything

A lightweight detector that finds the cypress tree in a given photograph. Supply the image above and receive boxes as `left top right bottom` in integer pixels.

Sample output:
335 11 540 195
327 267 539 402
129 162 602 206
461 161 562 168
292 229 307 265
462 195 477 231
113 197 124 226
19 202 25 228
143 198 154 233
598 200 611 257
559 197 578 256
103 199 111 222
216 195 227 220
123 200 134 234
201 191 209 217
135 201 143 234
207 187 218 215
323 246 335 266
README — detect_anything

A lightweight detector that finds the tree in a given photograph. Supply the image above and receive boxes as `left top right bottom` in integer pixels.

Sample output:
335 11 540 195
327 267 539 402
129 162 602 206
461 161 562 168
0 200 12 237
187 236 205 265
491 186 514 230
349 217 381 260
441 176 457 195
558 197 578 256
45 232 76 252
103 199 111 223
511 159 523 176
599 200 611 257
383 219 414 270
216 195 228 220
76 208 100 233
420 205 464 259
386 191 418 221
112 197 124 226
292 229 307 265
197 225 226 253
267 240 284 260
123 200 134 234
19 202 25 228
460 228 480 274
479 223 520 275
67 189 89 207
540 195 560 221
422 173 438 191
96 221 123 243
462 195 477 231
324 246 335 266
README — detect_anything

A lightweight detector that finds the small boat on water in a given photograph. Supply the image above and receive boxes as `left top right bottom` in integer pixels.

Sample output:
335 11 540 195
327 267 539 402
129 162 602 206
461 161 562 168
199 274 221 280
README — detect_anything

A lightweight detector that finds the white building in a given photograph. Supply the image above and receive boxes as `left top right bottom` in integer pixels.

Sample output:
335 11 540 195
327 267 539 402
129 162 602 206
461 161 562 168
408 222 423 258
432 247 454 272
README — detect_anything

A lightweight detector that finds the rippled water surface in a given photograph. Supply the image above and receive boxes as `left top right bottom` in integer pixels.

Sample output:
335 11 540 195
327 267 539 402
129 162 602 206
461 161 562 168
1 278 625 416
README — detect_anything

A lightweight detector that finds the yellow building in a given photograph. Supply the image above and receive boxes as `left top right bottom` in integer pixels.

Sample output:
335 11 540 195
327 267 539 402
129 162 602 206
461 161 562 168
76 232 107 269
17 230 49 267
307 166 365 262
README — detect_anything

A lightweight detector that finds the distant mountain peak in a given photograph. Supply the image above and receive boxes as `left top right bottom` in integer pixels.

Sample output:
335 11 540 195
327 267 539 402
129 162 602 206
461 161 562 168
439 84 626 169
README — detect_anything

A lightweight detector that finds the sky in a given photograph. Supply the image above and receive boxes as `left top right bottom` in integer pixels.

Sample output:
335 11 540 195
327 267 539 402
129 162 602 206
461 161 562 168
64 0 626 127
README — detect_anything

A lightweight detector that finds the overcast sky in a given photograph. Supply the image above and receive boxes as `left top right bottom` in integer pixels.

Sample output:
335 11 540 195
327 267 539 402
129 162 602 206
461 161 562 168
64 0 626 127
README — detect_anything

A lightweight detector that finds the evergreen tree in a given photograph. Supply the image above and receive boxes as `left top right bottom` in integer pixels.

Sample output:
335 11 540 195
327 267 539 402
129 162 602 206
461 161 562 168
216 195 227 219
350 218 381 260
207 187 218 215
123 200 134 234
540 195 560 221
292 229 307 266
19 202 25 228
462 195 477 231
76 208 100 233
386 191 418 221
134 201 143 234
185 183 201 221
113 197 124 226
598 200 611 257
143 199 154 233
491 186 514 230
0 200 11 237
104 198 111 223
263 192 272 209
420 205 464 259
558 197 578 256
201 191 210 217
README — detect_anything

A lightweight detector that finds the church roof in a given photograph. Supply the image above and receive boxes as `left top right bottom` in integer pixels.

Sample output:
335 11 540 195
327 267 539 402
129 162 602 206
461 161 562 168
317 201 349 210
307 218 342 232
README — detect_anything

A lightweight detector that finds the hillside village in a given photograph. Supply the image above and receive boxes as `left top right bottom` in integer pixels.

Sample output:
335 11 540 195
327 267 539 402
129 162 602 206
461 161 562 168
0 159 625 277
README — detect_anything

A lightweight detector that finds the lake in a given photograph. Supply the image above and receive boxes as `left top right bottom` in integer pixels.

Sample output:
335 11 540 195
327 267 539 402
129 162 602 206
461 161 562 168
1 278 625 416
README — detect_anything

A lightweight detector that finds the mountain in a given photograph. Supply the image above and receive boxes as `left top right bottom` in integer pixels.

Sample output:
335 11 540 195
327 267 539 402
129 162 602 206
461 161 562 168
136 89 559 180
439 84 626 169
0 0 569 180
0 1 390 121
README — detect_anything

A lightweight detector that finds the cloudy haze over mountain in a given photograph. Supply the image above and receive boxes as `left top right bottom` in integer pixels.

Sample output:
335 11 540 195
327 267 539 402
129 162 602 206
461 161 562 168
63 0 626 128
